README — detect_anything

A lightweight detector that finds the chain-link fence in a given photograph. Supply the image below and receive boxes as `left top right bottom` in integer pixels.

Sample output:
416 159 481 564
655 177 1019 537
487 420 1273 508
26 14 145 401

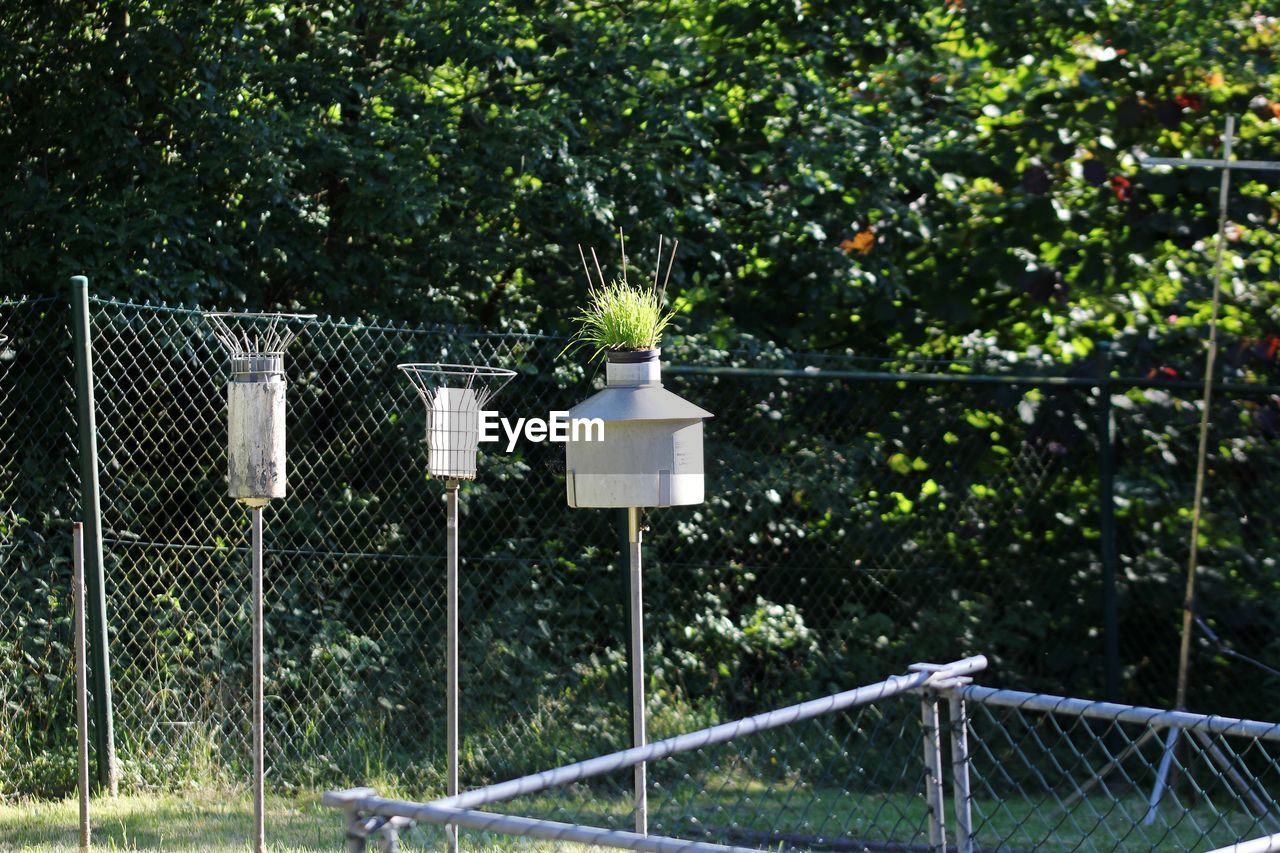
328 657 1280 852
3 291 1280 807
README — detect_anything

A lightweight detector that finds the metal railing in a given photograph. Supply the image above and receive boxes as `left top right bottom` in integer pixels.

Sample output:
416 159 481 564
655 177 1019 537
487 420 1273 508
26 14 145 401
324 658 1280 853
325 656 990 852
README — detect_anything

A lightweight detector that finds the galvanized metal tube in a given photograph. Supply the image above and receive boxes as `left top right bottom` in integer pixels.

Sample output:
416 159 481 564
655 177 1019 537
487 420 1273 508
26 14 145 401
958 685 1280 742
920 693 947 851
1145 728 1180 825
1205 832 1280 853
419 656 988 812
948 692 973 853
1143 156 1280 171
628 506 647 835
446 481 460 853
73 523 90 851
322 798 760 853
252 505 265 853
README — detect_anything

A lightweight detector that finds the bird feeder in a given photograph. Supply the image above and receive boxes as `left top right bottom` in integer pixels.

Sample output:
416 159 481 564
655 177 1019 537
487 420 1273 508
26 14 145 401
399 363 515 853
564 346 712 836
204 311 313 853
565 348 712 508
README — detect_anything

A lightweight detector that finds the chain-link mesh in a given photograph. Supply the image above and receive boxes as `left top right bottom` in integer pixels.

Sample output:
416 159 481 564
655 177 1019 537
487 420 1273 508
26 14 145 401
959 686 1280 851
327 670 1280 852
4 292 1280 826
0 296 80 799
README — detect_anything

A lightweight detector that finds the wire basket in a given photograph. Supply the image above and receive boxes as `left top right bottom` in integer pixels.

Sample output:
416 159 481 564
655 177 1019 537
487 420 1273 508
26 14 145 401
204 311 316 382
399 363 516 480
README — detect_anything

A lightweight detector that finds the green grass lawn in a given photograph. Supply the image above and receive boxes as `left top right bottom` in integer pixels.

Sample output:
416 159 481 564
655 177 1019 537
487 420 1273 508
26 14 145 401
0 791 620 851
0 786 1270 851
0 792 343 852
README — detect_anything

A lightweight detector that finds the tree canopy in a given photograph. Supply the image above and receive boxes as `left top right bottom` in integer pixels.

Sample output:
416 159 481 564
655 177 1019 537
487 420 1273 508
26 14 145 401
2 1 1278 365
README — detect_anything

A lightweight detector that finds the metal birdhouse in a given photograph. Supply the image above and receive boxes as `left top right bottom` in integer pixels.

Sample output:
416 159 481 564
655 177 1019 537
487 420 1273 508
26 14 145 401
565 348 712 508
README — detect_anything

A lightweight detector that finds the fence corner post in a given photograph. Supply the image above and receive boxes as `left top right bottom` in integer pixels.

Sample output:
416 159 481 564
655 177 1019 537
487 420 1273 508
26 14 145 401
70 275 118 796
920 688 948 852
948 684 975 853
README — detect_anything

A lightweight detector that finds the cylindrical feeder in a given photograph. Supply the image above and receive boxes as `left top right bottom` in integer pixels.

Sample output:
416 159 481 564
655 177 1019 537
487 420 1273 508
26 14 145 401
566 348 712 508
564 347 712 836
399 362 515 853
204 311 313 853
227 353 288 504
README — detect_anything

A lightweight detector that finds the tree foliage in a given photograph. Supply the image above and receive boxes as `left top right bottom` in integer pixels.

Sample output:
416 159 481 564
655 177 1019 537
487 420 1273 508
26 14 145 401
2 1 1278 364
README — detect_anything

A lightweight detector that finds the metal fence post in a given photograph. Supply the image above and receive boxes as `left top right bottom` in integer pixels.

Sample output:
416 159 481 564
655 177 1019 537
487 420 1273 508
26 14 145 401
948 688 974 853
1097 341 1120 701
70 276 118 795
920 690 947 852
73 522 91 851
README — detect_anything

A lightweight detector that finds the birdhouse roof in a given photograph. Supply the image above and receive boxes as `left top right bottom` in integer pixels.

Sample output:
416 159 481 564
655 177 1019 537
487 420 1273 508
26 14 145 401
568 384 713 422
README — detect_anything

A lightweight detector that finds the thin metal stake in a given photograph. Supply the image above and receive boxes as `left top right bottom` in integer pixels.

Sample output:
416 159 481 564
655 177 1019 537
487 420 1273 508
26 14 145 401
1145 728 1180 825
947 692 973 853
628 507 647 836
447 480 460 853
252 505 265 853
74 523 91 851
920 692 947 852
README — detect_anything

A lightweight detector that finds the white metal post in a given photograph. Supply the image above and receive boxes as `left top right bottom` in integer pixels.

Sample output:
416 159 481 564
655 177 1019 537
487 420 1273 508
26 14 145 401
446 480 460 853
73 522 91 851
252 505 265 853
628 507 647 835
920 692 947 852
948 692 973 853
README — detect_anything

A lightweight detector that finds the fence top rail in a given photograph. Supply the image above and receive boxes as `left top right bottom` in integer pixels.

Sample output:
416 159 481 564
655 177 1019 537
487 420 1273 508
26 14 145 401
665 364 1280 396
959 685 1280 742
84 293 561 341
324 655 987 816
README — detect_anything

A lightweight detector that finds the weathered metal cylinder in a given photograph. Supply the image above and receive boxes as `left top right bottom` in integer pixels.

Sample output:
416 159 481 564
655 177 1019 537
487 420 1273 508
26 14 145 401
228 375 287 505
566 349 712 508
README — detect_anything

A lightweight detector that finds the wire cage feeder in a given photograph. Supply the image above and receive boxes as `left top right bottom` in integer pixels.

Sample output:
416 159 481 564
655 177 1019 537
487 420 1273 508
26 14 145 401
205 312 315 505
399 363 516 480
398 361 514 853
202 309 313 853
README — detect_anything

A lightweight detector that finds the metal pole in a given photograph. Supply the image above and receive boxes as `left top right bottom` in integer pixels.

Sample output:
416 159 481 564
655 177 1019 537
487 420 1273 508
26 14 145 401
70 275 117 796
446 480 460 853
73 523 91 851
947 691 973 853
619 508 636 782
628 506 647 835
1145 727 1180 825
920 692 947 852
1098 342 1120 702
252 504 265 853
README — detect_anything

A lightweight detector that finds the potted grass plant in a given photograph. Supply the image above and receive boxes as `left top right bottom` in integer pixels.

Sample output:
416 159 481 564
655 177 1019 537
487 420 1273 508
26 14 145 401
563 231 712 509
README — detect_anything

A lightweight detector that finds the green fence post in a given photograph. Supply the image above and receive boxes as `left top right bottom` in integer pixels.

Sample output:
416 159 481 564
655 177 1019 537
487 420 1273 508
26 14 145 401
1097 341 1120 702
71 276 118 795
